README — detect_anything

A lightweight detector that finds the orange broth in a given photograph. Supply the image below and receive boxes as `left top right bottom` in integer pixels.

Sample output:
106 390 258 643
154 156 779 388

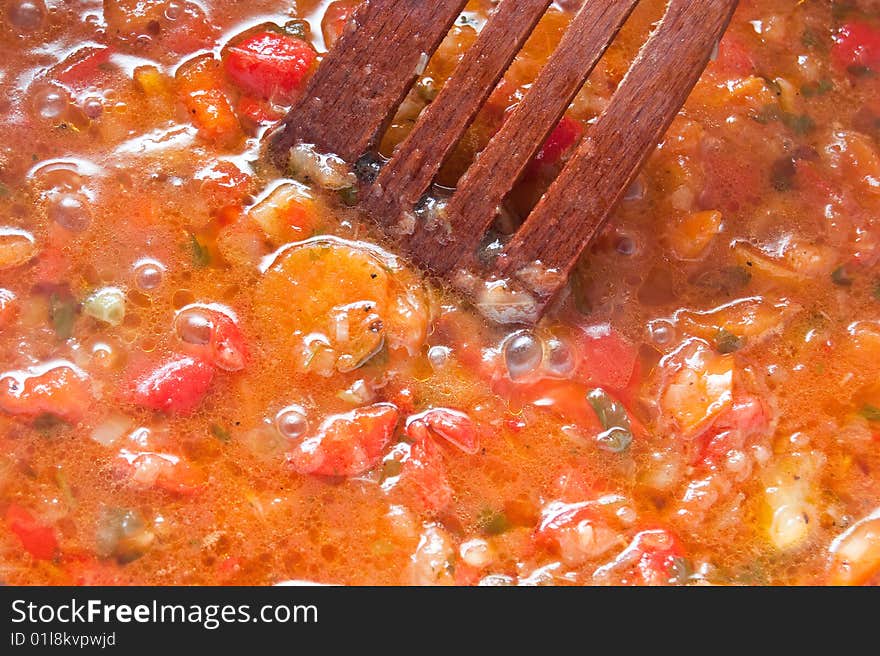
1 0 880 586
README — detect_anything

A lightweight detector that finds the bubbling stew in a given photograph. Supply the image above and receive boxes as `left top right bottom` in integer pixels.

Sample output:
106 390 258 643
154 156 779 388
2 0 880 586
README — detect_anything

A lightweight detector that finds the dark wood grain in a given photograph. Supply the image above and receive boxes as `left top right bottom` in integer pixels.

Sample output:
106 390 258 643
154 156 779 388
361 0 553 227
399 0 640 275
266 0 740 324
268 0 467 166
497 0 739 307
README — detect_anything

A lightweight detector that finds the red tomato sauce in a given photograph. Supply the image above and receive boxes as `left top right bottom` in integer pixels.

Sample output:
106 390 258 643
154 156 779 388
1 0 880 586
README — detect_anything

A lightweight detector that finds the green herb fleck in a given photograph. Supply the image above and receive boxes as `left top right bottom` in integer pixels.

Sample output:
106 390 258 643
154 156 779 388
50 291 78 340
338 186 358 206
831 265 854 287
753 106 816 135
210 423 231 442
691 265 752 295
781 112 816 135
0 182 9 196
667 556 694 585
380 458 403 482
801 78 833 97
477 509 510 536
586 388 633 453
571 273 592 315
715 328 743 354
33 413 69 435
848 64 875 78
873 280 880 300
860 404 880 422
189 233 211 267
801 28 825 51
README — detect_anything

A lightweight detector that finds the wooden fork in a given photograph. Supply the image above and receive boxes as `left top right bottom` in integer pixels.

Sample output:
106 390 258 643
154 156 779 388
268 0 739 323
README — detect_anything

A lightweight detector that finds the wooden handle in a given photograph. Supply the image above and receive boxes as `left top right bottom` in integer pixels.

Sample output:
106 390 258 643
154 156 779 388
269 0 468 166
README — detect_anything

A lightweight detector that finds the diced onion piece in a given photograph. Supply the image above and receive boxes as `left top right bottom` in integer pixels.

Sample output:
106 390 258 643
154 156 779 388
410 524 455 586
454 271 540 325
762 452 823 551
460 538 494 568
287 143 357 191
90 414 134 447
83 287 126 326
659 339 733 437
769 504 811 551
674 296 797 345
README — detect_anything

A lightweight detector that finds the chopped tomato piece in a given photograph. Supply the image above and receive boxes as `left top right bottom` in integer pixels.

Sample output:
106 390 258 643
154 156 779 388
406 408 479 455
832 21 880 72
61 554 127 586
6 504 58 561
116 449 205 496
0 362 91 423
187 89 243 146
176 55 242 146
322 1 358 50
175 305 247 372
572 325 638 391
288 403 398 477
630 529 687 585
224 31 316 103
696 394 769 464
511 379 603 435
453 561 483 586
205 312 247 372
527 115 584 174
236 95 284 124
50 45 113 93
596 528 688 586
122 354 215 414
534 500 621 566
31 242 73 287
400 437 453 513
196 160 254 209
712 34 756 76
